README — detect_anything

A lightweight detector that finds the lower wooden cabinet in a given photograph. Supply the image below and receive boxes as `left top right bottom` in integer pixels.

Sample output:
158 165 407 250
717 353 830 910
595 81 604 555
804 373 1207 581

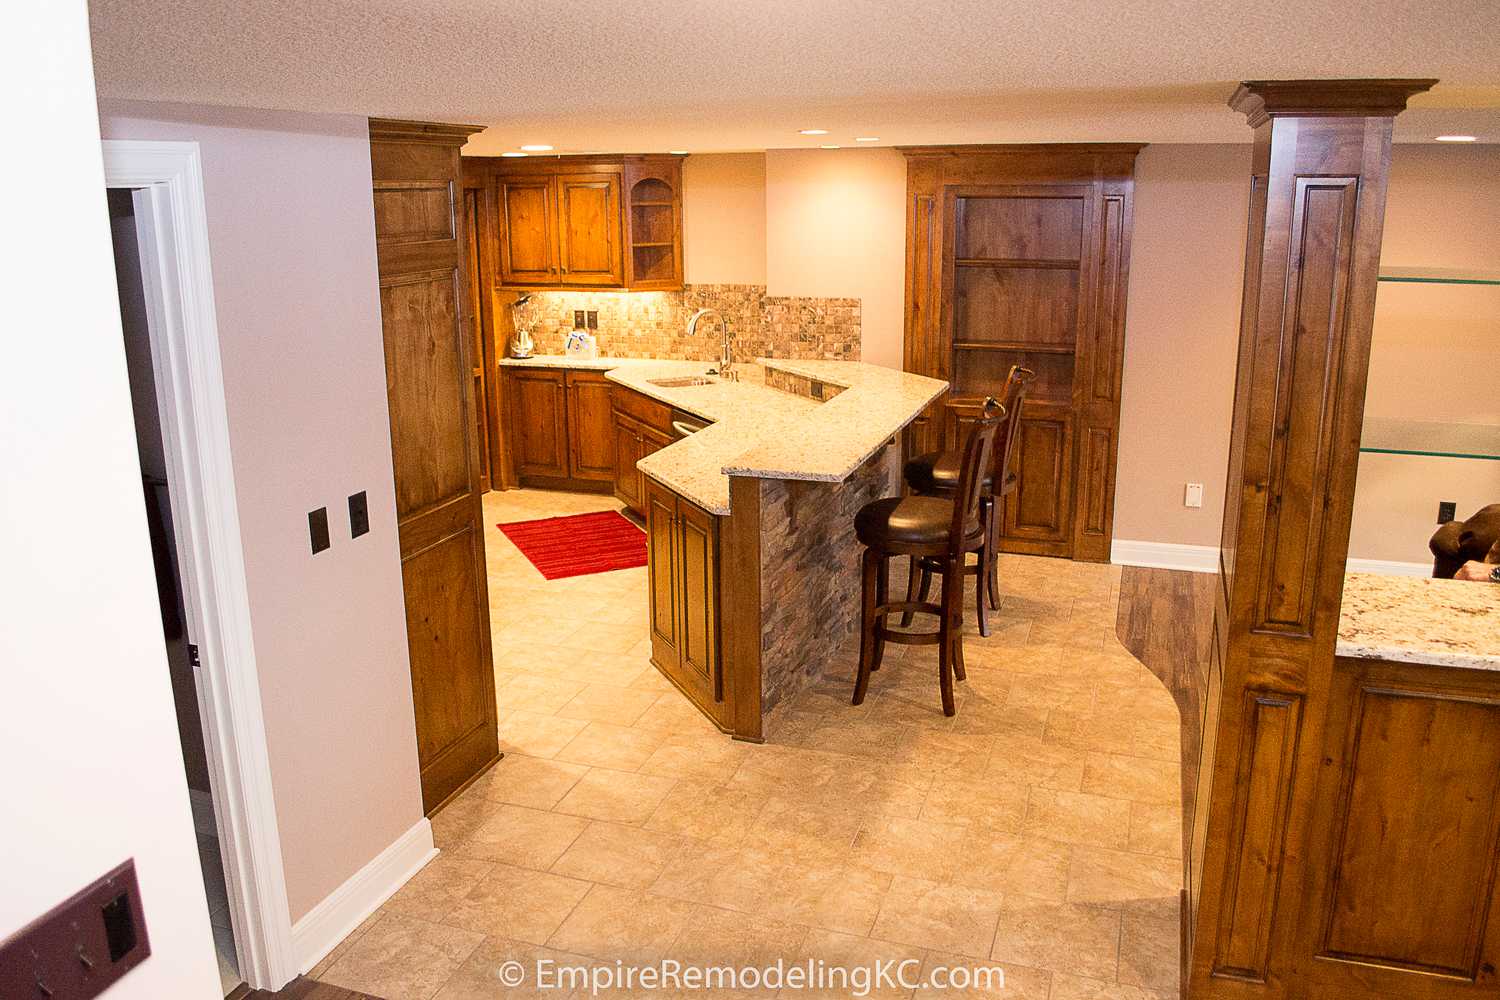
504 366 615 489
645 477 724 726
610 384 676 516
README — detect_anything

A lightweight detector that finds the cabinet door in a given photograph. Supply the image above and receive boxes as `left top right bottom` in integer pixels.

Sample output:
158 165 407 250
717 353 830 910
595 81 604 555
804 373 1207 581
462 185 494 491
612 413 643 513
1001 406 1074 554
565 371 616 481
639 425 674 517
556 172 624 286
675 498 722 716
498 175 557 286
645 479 679 667
508 368 569 479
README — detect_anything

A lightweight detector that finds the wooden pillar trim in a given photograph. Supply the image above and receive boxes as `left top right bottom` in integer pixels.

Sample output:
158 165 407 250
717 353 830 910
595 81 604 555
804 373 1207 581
1187 78 1435 1000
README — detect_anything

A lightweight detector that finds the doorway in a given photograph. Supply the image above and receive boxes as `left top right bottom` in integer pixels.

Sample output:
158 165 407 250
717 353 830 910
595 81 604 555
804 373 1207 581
101 140 298 992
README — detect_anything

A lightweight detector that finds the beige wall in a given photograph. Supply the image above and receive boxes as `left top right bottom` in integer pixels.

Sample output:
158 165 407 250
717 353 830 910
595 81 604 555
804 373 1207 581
98 101 426 921
683 153 766 285
1 4 221 995
1115 144 1250 549
764 148 908 368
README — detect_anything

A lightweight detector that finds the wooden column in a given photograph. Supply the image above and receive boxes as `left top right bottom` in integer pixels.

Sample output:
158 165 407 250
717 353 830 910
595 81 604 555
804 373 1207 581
1186 80 1435 999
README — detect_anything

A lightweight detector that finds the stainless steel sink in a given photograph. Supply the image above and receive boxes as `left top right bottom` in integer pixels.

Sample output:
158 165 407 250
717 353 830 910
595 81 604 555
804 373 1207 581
648 375 717 388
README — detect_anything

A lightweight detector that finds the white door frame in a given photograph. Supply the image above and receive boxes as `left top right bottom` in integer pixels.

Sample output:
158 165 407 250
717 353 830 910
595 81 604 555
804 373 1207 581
102 139 298 991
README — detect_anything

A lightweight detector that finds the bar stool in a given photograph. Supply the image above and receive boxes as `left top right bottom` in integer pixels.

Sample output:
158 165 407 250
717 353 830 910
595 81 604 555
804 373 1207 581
851 397 1004 717
901 366 1034 636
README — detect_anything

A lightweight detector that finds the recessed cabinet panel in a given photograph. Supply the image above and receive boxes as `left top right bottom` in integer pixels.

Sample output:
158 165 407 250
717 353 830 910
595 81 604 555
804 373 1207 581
646 482 679 656
557 173 624 286
1005 412 1073 545
509 369 568 479
954 195 1084 262
953 265 1080 348
498 177 557 286
373 181 455 245
566 372 617 481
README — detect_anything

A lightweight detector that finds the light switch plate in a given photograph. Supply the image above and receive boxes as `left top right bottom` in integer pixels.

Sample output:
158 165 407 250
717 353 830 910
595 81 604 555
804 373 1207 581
1184 483 1204 509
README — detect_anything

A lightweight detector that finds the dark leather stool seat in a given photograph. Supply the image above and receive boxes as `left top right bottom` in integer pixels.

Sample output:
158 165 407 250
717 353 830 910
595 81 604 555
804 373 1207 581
904 451 993 495
855 496 984 550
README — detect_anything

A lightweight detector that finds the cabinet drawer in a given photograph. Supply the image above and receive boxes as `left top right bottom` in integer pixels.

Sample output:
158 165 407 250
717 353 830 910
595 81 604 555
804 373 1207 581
611 384 674 435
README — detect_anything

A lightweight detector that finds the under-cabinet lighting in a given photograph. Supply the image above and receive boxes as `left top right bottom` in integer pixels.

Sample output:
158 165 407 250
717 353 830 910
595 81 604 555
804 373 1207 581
820 144 841 150
1435 135 1477 142
520 144 553 152
798 128 829 135
501 151 528 157
669 150 689 155
855 137 880 142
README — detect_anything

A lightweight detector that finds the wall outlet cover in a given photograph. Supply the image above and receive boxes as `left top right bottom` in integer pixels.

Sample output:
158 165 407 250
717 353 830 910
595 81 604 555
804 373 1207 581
308 507 330 554
1184 483 1205 509
348 491 369 538
1439 500 1457 524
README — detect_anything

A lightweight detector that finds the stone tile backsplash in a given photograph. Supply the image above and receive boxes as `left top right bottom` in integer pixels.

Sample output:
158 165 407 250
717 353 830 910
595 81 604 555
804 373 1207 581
514 284 860 362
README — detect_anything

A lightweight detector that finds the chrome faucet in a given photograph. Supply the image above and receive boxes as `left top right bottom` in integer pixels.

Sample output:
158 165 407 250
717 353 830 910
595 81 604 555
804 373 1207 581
689 308 737 381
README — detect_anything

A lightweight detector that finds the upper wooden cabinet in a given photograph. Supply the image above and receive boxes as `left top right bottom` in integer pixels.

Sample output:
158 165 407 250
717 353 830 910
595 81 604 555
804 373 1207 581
466 155 683 291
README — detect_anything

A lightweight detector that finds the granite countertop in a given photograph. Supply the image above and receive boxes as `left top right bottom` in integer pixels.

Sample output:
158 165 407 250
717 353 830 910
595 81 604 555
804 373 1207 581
499 355 947 514
1337 572 1500 671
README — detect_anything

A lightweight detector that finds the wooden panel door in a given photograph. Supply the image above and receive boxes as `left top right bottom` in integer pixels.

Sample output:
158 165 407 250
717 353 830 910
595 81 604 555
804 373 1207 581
566 371 616 481
645 479 679 666
675 498 722 719
497 175 557 286
369 119 497 815
1001 407 1074 554
508 368 568 480
556 172 624 286
612 412 644 513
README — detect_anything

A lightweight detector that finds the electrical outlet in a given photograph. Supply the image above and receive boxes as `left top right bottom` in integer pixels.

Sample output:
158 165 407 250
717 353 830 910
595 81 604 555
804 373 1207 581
573 309 585 329
308 507 330 554
1184 483 1204 509
348 491 369 538
1439 500 1457 524
586 310 598 330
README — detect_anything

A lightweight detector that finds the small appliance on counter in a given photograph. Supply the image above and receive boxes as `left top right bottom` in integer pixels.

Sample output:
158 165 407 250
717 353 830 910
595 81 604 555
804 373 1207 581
564 313 599 359
508 293 536 359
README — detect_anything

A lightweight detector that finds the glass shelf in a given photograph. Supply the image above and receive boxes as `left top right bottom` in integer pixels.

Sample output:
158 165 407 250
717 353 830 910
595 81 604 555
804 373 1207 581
1360 417 1500 461
1378 266 1500 286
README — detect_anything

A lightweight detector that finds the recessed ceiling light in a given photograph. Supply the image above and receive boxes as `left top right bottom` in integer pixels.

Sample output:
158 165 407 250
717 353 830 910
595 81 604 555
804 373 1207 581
500 151 528 157
798 128 829 136
669 150 689 155
1435 134 1477 142
820 144 841 150
855 137 881 143
520 144 553 152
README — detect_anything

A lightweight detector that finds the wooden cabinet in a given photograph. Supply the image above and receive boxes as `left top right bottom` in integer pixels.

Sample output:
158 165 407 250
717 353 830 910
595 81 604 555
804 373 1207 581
465 155 683 291
503 366 615 489
902 144 1140 561
507 367 569 480
645 477 723 725
609 383 678 516
565 371 615 480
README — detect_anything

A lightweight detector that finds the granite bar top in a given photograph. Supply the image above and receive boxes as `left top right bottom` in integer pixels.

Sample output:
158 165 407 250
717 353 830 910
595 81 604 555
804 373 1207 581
1337 572 1500 671
499 355 947 514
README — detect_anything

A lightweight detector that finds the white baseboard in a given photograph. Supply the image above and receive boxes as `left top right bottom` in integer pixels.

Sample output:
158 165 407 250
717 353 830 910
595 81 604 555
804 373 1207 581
1346 558 1430 577
291 818 437 973
1111 539 1219 573
1112 539 1431 579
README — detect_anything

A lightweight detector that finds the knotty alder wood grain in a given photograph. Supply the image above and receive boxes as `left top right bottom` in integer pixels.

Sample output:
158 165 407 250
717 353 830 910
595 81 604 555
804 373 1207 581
900 144 1139 562
1177 80 1498 1000
370 119 499 815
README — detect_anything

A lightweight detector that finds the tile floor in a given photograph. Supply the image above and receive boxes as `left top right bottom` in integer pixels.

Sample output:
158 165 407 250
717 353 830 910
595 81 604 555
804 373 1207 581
315 489 1183 1000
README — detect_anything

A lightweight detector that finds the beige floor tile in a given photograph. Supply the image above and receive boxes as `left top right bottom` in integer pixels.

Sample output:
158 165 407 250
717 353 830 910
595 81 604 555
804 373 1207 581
546 883 696 963
1080 752 1180 805
451 803 589 870
564 623 649 656
433 937 591 1000
443 864 593 945
555 721 666 770
1047 973 1170 999
788 929 926 1000
499 711 590 758
554 683 664 725
989 897 1121 980
550 767 677 824
644 779 767 842
632 693 720 734
913 952 1050 999
920 777 1028 831
428 793 502 851
636 738 750 783
500 674 590 714
655 905 808 998
1023 788 1132 849
1065 846 1181 906
319 912 484 1000
950 831 1070 902
1127 801 1183 859
852 814 969 882
551 820 683 889
740 796 863 867
1117 907 1180 994
308 911 382 980
870 876 1004 959
384 855 498 922
984 730 1088 792
470 753 589 809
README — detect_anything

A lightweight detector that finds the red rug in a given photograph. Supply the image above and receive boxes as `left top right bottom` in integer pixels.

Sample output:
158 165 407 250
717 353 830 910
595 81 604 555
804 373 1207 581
498 510 647 580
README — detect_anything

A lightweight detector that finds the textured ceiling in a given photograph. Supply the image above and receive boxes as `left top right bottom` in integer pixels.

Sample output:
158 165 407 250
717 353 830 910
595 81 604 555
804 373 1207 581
88 0 1500 153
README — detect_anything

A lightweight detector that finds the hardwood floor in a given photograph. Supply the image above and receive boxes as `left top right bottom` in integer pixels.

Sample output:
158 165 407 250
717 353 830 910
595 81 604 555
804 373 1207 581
1114 565 1215 861
236 976 381 999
